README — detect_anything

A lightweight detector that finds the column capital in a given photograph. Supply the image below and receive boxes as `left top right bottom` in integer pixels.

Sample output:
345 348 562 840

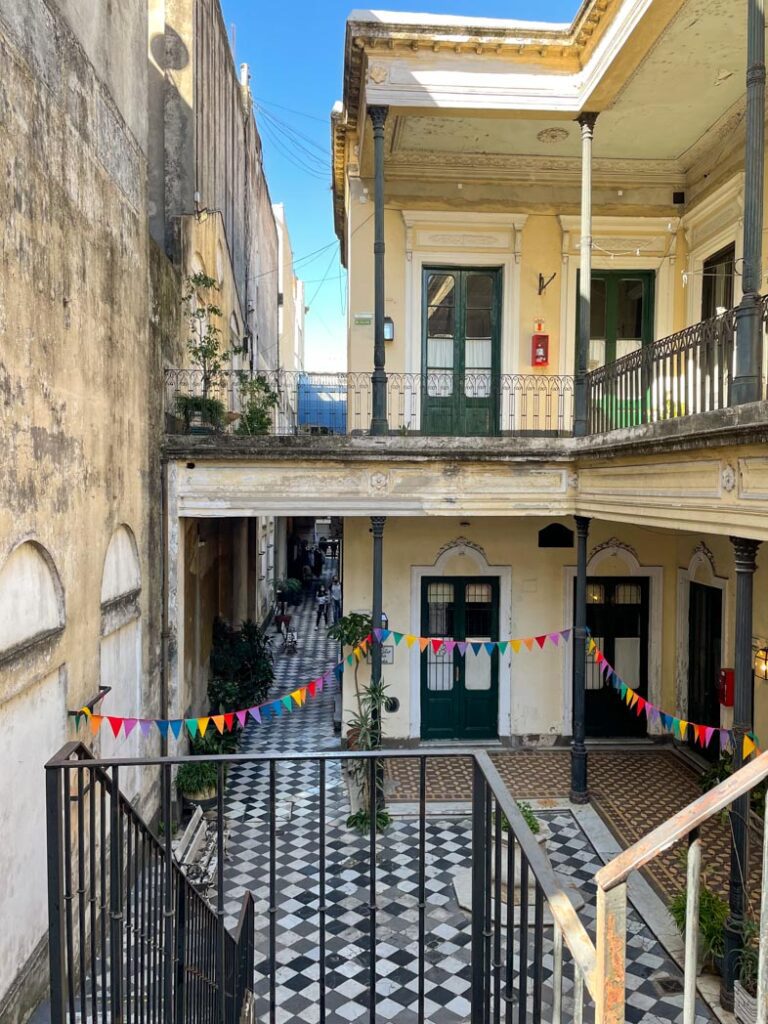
370 516 387 535
577 111 599 135
574 516 591 536
730 536 761 572
368 105 389 131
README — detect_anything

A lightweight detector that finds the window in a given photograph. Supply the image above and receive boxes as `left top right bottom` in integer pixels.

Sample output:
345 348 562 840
578 270 655 370
701 244 735 320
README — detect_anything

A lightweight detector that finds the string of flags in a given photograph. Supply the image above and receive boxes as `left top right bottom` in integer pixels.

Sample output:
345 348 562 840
74 635 377 741
371 627 572 654
587 631 761 759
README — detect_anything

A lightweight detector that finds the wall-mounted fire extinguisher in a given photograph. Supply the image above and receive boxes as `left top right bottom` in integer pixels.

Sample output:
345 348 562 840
532 333 549 367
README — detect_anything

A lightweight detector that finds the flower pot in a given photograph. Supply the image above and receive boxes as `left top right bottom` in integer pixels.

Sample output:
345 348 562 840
181 787 218 814
735 981 758 1024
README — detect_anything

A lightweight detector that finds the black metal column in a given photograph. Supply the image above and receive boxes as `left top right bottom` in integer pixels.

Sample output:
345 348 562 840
571 516 591 803
368 105 389 435
573 113 598 437
722 536 761 1006
732 0 766 405
370 516 386 732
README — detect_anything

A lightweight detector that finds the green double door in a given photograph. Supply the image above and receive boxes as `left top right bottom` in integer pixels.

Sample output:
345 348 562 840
420 576 499 740
422 267 502 436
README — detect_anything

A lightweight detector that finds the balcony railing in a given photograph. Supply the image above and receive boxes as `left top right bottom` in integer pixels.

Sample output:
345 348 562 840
163 368 574 437
584 301 768 433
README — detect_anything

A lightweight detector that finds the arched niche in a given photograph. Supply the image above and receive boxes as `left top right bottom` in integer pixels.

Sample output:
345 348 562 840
675 544 727 717
100 525 141 606
0 540 65 656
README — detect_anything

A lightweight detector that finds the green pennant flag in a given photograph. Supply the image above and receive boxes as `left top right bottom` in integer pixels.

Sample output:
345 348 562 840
393 631 404 645
186 718 199 738
497 641 509 654
281 695 293 711
347 653 355 665
620 683 628 700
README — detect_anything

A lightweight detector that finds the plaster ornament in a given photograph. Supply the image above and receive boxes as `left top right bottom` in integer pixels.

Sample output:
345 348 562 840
721 464 736 493
369 471 389 492
366 64 389 85
536 127 570 145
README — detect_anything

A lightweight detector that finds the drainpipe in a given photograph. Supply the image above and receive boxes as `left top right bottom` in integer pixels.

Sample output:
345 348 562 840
732 0 765 405
722 536 761 1006
368 106 389 436
160 457 169 759
574 113 598 437
570 516 591 803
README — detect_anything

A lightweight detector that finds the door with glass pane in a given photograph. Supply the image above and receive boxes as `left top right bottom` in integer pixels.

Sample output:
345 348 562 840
578 271 655 370
582 577 649 737
421 576 499 740
422 267 501 436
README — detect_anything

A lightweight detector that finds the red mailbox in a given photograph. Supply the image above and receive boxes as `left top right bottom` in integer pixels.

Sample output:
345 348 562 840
532 334 549 367
718 668 734 707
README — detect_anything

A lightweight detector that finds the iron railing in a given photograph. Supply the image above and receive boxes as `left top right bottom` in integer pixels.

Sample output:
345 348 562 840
47 746 597 1024
45 743 254 1024
585 299 768 433
163 368 575 436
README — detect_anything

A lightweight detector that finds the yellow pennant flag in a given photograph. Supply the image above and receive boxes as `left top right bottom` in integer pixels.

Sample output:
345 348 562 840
678 720 688 741
198 716 210 737
510 639 522 654
587 638 597 654
744 735 757 759
291 689 305 707
354 647 363 661
405 634 417 648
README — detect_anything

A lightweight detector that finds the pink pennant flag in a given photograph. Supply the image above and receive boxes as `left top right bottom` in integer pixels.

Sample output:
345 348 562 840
548 633 561 647
236 710 247 728
704 726 715 748
123 718 138 737
248 707 261 723
443 640 456 654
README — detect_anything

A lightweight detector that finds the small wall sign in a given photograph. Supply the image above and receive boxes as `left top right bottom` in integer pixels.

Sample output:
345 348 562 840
353 312 373 326
381 645 394 664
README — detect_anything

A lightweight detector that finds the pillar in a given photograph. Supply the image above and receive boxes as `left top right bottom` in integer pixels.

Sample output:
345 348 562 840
722 536 761 1006
571 516 591 803
732 0 765 405
368 106 389 435
573 113 598 437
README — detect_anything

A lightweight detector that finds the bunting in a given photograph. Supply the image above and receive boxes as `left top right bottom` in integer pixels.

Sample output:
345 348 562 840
371 626 573 654
586 630 760 759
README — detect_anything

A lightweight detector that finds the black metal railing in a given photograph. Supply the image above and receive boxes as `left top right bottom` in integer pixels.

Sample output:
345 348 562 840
46 745 599 1024
585 307 745 433
163 368 574 437
45 743 253 1024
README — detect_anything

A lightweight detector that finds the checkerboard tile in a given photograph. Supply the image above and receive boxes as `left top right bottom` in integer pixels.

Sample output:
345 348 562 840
215 593 717 1023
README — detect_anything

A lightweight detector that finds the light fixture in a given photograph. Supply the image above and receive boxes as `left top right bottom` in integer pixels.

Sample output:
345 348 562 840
383 316 395 342
755 646 768 680
381 612 389 630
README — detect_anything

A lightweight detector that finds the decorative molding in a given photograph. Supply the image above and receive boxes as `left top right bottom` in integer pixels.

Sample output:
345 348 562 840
369 471 390 493
690 541 717 578
588 537 640 566
433 536 489 565
721 463 736 493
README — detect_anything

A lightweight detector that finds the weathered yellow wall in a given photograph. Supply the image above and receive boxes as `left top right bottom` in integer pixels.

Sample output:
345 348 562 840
519 215 563 372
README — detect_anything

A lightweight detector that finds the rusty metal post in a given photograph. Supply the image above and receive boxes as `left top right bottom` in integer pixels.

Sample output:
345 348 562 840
594 882 626 1024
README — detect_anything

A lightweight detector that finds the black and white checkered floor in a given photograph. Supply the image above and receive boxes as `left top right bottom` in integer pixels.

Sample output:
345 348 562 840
219 595 715 1024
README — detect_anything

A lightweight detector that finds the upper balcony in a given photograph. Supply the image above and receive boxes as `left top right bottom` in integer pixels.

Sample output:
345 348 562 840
164 302 767 446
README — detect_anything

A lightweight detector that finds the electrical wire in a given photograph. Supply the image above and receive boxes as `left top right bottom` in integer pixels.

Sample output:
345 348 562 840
258 106 329 162
252 96 328 124
306 247 340 310
259 117 329 181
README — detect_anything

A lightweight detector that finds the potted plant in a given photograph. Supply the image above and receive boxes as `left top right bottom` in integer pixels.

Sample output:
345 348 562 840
178 272 229 433
327 612 373 729
234 372 280 435
668 881 728 974
493 802 551 890
735 923 759 1024
175 759 219 812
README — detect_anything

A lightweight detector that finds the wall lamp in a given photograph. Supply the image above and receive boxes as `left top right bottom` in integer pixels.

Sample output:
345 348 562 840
755 646 768 680
383 316 395 341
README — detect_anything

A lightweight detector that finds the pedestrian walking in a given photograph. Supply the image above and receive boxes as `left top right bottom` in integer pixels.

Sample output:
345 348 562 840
330 576 342 623
315 585 329 628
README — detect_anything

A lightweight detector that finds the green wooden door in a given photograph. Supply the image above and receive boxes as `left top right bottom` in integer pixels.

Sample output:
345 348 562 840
577 270 655 428
420 577 499 740
422 268 501 436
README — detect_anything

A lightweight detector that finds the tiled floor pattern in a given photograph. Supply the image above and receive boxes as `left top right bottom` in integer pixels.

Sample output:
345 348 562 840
386 748 763 906
218 595 717 1023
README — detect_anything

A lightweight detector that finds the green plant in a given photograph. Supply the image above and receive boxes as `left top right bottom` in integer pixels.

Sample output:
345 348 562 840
235 372 280 435
701 752 767 820
175 760 218 797
175 393 226 429
209 617 274 710
183 273 226 398
346 808 392 834
739 921 759 996
495 801 541 836
328 612 373 716
669 883 729 970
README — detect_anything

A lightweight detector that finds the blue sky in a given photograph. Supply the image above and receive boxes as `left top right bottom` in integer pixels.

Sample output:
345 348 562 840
221 0 579 369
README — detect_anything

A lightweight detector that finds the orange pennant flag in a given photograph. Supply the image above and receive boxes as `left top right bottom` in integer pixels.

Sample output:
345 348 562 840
89 715 103 735
419 637 430 652
523 638 534 652
198 717 210 737
510 639 522 654
744 735 757 759
212 715 225 734
628 692 639 710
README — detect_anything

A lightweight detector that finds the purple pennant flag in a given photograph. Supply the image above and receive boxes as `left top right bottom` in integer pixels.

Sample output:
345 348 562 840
720 730 731 751
139 719 153 737
373 628 383 641
248 707 261 723
317 678 325 692
548 633 561 647
123 718 138 737
236 710 248 728
560 629 572 642
457 641 468 656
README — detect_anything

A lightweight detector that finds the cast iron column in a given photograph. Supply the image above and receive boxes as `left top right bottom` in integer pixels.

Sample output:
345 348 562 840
574 113 598 437
571 516 591 803
369 105 389 435
370 516 386 815
732 0 766 405
722 536 761 1006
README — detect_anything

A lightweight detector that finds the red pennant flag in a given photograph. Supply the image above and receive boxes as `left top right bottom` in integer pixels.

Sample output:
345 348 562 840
308 680 317 697
107 716 123 738
535 635 547 649
223 713 234 732
635 697 645 716
431 638 443 653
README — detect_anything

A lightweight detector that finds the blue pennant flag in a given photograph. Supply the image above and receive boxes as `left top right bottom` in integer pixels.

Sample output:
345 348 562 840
169 720 183 739
157 720 169 738
471 642 483 656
